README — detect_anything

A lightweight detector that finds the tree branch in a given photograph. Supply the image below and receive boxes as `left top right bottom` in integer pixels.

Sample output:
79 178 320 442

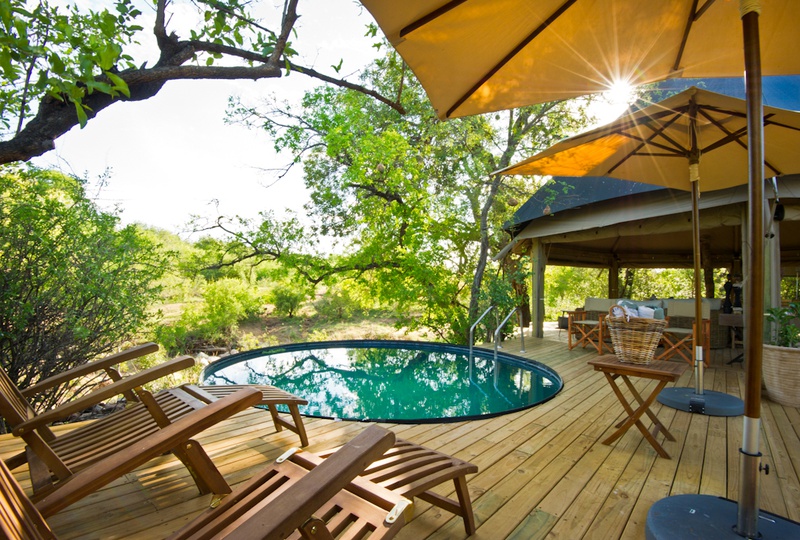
0 0 405 165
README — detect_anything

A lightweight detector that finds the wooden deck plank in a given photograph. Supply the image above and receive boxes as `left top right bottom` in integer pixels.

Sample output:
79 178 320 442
1 333 797 539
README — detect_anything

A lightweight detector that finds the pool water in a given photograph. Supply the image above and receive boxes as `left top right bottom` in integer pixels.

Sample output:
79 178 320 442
201 340 562 423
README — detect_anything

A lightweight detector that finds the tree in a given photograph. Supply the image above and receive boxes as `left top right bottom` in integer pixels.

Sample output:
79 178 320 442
0 166 170 410
0 0 402 165
197 46 594 341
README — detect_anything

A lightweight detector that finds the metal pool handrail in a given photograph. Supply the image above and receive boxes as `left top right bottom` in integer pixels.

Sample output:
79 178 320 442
495 307 526 362
469 305 495 366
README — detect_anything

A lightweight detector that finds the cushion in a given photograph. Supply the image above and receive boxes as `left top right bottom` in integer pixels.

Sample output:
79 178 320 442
638 305 656 319
631 299 664 309
585 297 615 312
666 299 712 319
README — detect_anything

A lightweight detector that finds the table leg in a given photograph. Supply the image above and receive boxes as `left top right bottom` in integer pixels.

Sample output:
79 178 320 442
601 373 672 458
620 375 676 442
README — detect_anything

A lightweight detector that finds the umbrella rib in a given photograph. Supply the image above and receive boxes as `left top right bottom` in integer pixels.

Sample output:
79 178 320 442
606 115 688 175
672 0 716 73
626 112 690 156
697 110 784 176
445 0 579 118
619 132 687 156
399 0 468 37
568 108 683 145
698 106 749 154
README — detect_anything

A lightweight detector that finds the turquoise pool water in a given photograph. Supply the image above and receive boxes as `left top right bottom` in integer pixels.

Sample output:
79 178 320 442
201 340 562 423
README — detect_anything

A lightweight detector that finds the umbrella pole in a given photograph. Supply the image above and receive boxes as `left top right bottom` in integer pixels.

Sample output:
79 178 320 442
690 177 704 397
738 4 765 538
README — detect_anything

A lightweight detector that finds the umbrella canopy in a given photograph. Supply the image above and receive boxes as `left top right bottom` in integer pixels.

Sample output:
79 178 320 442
360 1 800 120
499 87 800 190
499 87 800 398
361 1 800 535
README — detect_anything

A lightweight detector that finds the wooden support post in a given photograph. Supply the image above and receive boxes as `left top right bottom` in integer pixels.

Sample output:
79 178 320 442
530 239 546 338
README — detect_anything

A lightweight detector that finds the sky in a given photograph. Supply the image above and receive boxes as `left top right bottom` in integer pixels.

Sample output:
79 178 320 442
30 1 629 238
32 0 382 236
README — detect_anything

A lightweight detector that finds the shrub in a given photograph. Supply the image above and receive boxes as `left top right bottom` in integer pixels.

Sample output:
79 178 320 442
315 286 363 320
155 278 264 355
270 285 307 317
0 166 169 410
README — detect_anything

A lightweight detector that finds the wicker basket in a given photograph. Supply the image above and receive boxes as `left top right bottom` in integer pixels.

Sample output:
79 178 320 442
605 307 667 364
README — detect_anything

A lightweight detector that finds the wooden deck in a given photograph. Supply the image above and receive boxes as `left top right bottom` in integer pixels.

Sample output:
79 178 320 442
2 331 799 539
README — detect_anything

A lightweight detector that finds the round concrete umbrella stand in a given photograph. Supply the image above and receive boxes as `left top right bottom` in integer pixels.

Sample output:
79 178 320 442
657 387 743 417
646 494 800 539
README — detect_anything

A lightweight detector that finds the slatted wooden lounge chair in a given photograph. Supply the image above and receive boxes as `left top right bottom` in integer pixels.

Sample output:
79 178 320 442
2 423 412 539
0 357 261 508
23 343 311 451
167 425 413 540
314 436 478 535
22 341 310 447
17 342 162 406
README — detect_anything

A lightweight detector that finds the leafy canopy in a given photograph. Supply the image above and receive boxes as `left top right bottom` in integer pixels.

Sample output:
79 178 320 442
207 46 594 341
0 0 402 164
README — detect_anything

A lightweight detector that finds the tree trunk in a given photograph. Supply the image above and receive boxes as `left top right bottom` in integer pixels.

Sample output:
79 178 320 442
466 174 503 342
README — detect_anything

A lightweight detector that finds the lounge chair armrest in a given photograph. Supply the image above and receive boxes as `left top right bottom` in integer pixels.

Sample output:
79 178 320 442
35 388 263 518
20 343 160 399
228 425 397 540
13 355 195 436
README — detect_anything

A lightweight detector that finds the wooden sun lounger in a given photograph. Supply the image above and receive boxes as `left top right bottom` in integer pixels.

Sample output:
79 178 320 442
315 436 478 535
0 354 261 509
18 342 162 405
20 342 310 447
1 423 412 539
197 384 309 447
26 341 310 447
168 425 413 540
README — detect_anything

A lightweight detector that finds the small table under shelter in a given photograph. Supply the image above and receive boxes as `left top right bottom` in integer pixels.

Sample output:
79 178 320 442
588 355 687 458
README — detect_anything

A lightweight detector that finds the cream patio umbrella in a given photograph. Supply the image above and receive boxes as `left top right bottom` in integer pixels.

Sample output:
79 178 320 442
360 1 800 537
498 85 800 414
360 1 799 120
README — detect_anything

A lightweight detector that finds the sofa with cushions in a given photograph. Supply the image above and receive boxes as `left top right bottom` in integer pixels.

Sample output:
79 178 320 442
578 296 726 349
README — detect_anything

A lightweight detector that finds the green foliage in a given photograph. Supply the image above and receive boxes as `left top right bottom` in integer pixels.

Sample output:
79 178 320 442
544 266 729 320
203 277 263 327
780 274 800 303
1 0 140 129
766 302 800 348
155 278 264 355
269 284 307 318
222 46 593 343
314 285 364 321
0 165 169 408
473 261 530 340
545 266 607 319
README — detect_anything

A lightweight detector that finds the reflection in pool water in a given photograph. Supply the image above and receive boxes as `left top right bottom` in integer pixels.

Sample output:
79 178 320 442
201 340 562 423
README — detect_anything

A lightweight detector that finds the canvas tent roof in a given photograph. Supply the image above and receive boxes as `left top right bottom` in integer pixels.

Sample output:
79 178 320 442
503 176 666 235
502 175 800 271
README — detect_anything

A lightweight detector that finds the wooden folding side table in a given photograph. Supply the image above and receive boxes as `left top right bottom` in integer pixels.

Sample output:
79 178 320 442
589 355 687 458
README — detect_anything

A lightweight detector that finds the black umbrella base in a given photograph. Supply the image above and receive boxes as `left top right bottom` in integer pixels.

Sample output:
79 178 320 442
657 387 744 417
646 494 800 539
